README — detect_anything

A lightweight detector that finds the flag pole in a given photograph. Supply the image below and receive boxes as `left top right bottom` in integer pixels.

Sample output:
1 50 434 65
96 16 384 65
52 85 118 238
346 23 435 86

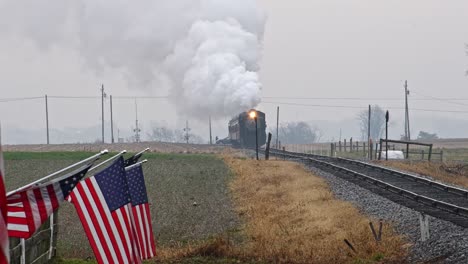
125 159 148 171
89 150 127 172
134 147 150 157
7 150 109 196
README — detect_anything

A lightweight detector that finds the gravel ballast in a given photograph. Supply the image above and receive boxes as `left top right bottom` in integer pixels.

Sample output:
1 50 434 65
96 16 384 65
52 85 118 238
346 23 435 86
302 162 468 263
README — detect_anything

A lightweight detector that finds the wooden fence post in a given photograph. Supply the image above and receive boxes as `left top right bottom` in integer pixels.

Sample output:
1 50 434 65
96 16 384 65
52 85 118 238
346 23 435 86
21 238 25 264
440 150 444 162
48 214 54 260
339 141 342 152
344 139 347 152
406 143 410 159
375 143 378 159
428 144 433 162
419 213 430 242
378 139 383 160
350 138 353 152
265 133 272 160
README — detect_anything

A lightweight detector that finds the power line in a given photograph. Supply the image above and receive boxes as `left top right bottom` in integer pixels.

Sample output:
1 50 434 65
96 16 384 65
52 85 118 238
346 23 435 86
13 95 170 100
5 94 468 102
410 90 468 107
261 101 368 109
0 96 43 103
261 101 468 114
48 95 97 99
261 96 468 101
112 96 169 99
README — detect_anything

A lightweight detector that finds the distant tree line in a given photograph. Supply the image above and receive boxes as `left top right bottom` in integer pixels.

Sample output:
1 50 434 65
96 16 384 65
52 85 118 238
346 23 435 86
147 123 204 144
273 122 322 144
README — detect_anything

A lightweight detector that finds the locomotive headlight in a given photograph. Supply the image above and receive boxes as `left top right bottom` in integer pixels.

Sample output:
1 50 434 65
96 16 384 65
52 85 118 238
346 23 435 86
249 110 257 119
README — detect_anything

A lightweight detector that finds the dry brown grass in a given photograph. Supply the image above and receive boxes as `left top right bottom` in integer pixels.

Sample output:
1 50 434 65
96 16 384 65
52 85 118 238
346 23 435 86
151 156 409 263
379 161 468 189
224 156 408 264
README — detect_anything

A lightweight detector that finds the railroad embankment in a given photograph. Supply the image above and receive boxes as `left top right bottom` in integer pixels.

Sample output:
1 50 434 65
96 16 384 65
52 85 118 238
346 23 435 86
380 161 468 189
224 157 407 263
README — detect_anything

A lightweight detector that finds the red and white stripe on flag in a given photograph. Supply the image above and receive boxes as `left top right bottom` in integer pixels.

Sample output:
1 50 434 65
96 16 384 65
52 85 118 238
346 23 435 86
0 144 9 263
68 157 141 264
7 186 59 238
6 165 89 239
131 203 156 259
126 164 156 259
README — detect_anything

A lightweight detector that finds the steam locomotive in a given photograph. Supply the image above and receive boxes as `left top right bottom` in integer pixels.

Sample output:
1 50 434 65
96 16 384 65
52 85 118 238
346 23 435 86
225 109 267 148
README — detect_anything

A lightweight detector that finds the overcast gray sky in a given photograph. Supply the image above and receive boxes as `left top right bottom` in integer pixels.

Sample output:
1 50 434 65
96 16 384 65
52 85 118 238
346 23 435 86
1 0 468 144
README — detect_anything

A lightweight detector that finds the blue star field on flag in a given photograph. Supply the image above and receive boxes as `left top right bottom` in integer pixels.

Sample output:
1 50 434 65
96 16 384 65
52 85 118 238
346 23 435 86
58 165 91 197
95 156 131 211
126 165 149 206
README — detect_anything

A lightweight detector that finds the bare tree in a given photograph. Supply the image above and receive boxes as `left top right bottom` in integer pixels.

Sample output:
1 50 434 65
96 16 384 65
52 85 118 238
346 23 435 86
357 105 386 141
148 126 177 142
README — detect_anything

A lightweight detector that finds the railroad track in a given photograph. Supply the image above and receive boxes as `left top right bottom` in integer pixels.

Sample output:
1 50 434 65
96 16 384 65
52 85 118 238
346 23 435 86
267 149 468 228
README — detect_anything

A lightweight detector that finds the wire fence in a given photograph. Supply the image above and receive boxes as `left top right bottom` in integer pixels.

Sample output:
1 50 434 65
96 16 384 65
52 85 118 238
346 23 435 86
282 141 468 163
9 213 57 264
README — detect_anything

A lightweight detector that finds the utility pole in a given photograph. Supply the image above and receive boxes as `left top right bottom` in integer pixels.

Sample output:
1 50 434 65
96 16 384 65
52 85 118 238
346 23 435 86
110 95 114 144
385 110 389 161
184 120 190 144
404 80 411 140
368 105 371 159
209 116 212 144
45 95 49 144
276 106 279 149
101 84 106 143
133 99 141 143
255 115 259 160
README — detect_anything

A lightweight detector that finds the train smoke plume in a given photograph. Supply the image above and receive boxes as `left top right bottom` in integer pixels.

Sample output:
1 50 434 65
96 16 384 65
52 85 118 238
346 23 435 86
0 0 266 119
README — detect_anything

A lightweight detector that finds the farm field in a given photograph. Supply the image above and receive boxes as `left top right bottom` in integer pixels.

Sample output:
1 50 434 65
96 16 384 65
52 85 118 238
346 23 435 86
4 151 240 263
4 150 408 263
4 142 226 154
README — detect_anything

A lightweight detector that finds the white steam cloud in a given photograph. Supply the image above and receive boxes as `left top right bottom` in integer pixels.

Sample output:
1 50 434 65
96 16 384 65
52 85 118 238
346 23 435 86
0 0 266 119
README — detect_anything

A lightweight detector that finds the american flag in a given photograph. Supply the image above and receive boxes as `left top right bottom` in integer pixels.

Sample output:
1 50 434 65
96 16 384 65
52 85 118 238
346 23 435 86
126 164 156 259
0 144 9 264
68 157 141 264
124 153 143 167
7 164 91 238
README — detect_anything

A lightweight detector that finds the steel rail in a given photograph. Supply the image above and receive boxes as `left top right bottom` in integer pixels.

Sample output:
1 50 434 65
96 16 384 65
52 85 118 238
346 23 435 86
274 151 468 218
336 157 468 197
269 148 468 198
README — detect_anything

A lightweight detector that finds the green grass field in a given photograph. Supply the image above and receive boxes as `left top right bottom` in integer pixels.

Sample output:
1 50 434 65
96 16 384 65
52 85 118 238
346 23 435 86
4 151 240 262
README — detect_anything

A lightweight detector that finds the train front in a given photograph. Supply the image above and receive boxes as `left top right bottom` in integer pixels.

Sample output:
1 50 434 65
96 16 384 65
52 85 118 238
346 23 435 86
240 109 267 148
